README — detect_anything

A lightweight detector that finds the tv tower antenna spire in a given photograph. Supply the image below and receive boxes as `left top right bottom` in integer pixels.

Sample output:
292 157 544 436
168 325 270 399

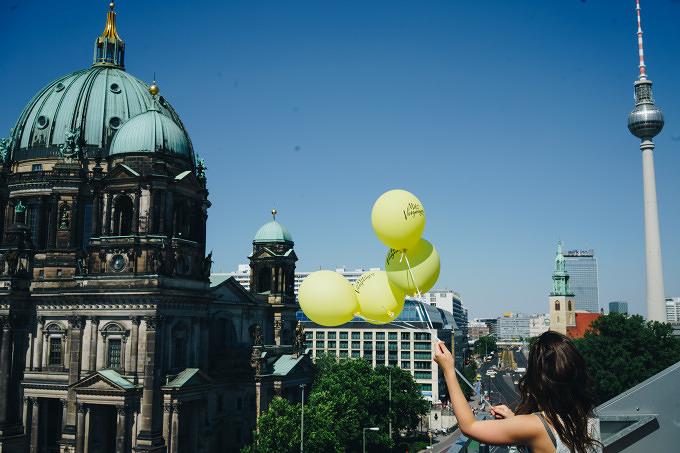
627 0 666 322
636 0 646 79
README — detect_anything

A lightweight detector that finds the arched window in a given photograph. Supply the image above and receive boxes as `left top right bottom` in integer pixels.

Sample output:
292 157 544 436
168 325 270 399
568 300 573 311
101 322 128 370
113 195 133 236
555 301 560 311
45 322 66 367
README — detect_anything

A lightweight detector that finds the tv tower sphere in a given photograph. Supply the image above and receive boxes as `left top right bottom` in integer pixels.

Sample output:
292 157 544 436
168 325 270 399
628 92 664 139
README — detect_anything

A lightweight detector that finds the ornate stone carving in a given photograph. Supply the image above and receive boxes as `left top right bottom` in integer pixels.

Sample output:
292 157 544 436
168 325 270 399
59 127 81 159
67 316 85 329
144 316 158 331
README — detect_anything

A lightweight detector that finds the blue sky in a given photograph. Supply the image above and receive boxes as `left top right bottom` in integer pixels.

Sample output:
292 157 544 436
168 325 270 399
1 0 679 319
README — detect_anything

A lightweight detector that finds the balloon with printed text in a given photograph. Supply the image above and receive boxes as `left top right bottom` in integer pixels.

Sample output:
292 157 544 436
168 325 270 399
354 270 406 324
385 238 440 296
298 270 359 326
371 189 426 250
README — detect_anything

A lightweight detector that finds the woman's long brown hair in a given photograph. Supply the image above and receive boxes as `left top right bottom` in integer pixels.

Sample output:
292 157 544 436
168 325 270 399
515 331 601 453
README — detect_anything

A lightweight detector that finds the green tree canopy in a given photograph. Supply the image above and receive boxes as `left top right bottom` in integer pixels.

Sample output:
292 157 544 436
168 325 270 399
473 335 497 356
241 357 429 452
573 312 680 403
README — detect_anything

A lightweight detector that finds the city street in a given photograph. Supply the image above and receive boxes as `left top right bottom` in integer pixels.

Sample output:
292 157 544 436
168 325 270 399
419 348 527 452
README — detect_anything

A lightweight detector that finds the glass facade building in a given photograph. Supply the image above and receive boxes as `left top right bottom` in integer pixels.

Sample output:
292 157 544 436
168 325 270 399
563 248 600 313
609 301 629 314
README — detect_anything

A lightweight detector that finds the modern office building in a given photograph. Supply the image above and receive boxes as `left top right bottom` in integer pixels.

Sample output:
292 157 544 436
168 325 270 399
467 321 489 341
213 266 380 295
418 289 467 339
298 299 462 404
562 246 600 313
497 313 531 341
609 301 629 314
475 318 499 339
665 298 680 322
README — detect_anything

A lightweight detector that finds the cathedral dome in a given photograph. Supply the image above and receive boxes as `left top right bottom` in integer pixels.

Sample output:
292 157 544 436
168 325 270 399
109 106 191 159
7 4 194 165
8 67 194 163
254 211 293 244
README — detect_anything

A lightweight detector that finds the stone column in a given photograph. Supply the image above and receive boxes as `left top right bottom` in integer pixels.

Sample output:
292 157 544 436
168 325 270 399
170 403 181 453
88 317 99 373
104 193 112 236
92 192 101 237
30 398 40 452
0 316 12 425
84 405 91 453
60 316 84 448
48 195 58 247
160 192 169 235
116 405 129 453
76 403 86 453
162 403 171 444
69 198 78 247
133 188 141 235
133 316 165 451
129 317 140 383
34 317 44 371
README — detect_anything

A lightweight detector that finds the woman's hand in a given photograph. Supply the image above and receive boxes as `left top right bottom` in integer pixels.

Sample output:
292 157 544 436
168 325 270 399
433 341 454 373
490 405 515 419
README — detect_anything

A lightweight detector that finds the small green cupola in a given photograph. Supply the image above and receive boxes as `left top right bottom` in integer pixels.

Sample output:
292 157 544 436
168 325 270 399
93 2 125 68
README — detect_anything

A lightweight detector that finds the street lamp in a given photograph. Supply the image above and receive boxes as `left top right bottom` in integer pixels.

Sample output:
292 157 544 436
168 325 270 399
363 427 379 453
300 384 306 453
388 366 392 453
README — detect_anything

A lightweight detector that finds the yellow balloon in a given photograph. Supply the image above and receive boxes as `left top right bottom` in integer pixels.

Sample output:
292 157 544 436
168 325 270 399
385 238 440 296
354 270 405 324
371 190 426 250
298 270 359 326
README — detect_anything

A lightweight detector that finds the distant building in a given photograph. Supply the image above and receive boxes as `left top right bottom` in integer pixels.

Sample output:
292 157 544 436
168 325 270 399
529 314 550 338
468 321 490 341
421 289 468 339
609 301 629 314
563 246 600 313
666 298 680 322
475 318 499 339
497 313 531 341
299 299 463 403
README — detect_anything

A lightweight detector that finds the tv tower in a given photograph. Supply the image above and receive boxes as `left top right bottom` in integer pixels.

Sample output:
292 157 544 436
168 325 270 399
627 0 666 322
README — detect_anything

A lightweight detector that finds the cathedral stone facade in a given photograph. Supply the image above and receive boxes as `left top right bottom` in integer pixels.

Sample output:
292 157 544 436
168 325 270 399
0 4 313 452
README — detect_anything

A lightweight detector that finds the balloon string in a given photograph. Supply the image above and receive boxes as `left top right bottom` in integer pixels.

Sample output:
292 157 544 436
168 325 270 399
399 250 423 298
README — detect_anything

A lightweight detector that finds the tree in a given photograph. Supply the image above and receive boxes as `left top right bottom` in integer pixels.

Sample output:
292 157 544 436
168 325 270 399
573 312 680 403
240 398 301 453
473 335 497 356
241 358 429 452
374 365 430 439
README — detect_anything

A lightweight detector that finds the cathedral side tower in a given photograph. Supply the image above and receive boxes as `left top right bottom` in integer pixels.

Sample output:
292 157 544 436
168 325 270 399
249 210 298 345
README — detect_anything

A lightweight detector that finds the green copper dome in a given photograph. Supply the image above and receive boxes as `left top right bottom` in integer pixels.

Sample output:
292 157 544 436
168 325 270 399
8 67 193 163
109 106 191 159
7 4 194 165
253 215 293 244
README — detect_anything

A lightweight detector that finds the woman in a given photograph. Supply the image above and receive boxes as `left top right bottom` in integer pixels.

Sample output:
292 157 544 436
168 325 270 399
434 331 602 453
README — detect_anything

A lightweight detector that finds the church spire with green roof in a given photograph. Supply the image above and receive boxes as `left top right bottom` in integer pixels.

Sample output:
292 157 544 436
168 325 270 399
551 240 572 296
